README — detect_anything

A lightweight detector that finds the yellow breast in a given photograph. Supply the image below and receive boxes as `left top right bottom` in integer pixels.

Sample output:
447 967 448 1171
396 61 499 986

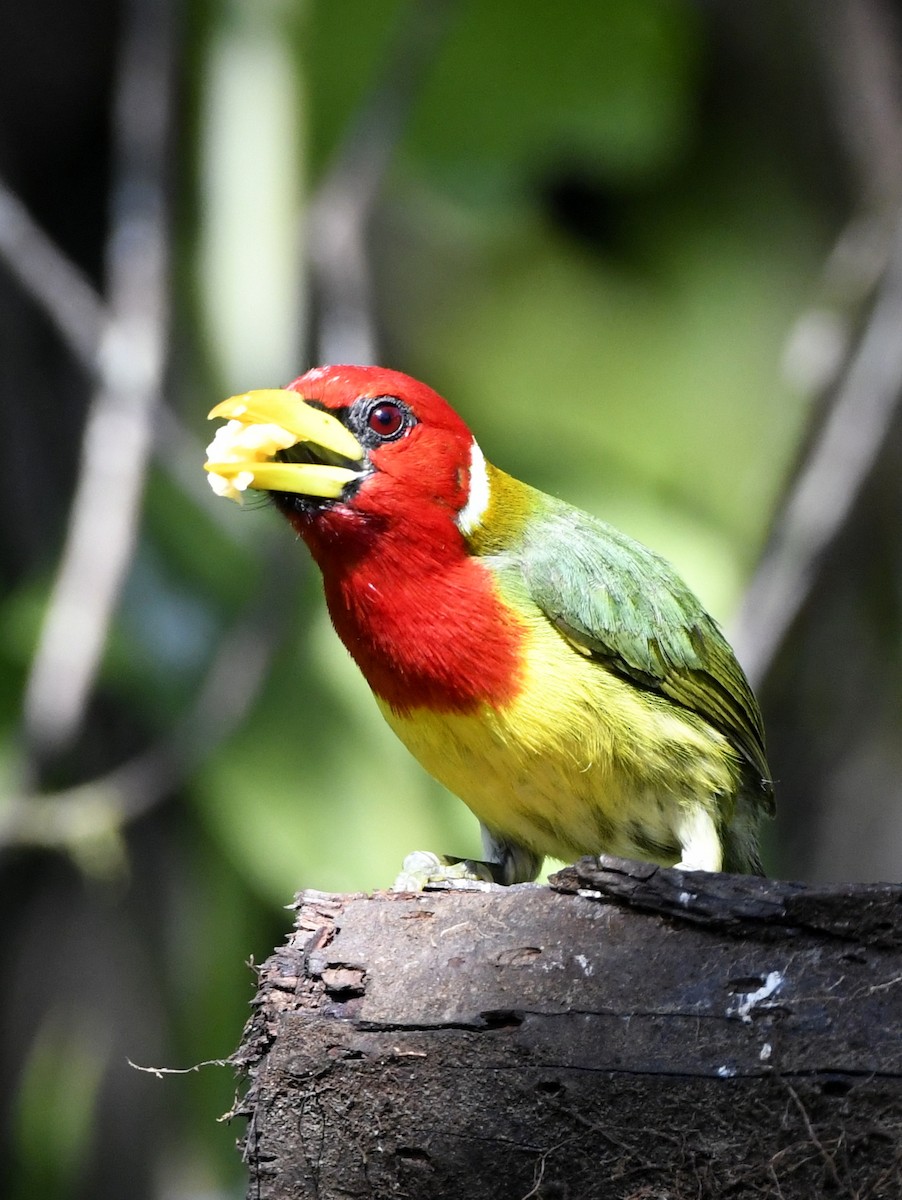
375 610 742 867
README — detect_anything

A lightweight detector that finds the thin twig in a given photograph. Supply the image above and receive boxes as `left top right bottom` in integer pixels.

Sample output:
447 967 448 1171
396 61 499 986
127 1057 231 1078
785 1084 854 1198
22 0 175 758
518 1139 572 1200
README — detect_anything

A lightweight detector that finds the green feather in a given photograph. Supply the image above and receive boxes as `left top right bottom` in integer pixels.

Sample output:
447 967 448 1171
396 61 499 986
506 490 774 815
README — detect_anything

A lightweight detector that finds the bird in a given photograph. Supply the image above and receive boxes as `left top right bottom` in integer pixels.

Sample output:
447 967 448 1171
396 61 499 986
205 365 774 886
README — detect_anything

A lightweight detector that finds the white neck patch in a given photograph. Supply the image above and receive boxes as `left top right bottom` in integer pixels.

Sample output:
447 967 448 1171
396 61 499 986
456 439 491 536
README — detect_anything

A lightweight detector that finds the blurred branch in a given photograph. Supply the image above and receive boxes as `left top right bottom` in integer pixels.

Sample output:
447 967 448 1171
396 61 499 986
0 178 262 547
818 0 902 211
0 159 293 851
1 549 299 863
733 209 902 687
21 0 175 760
733 0 902 687
0 0 296 857
308 0 456 365
0 178 107 362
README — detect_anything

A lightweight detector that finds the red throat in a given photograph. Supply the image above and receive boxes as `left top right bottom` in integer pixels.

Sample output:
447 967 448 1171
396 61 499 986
274 365 528 713
288 503 526 715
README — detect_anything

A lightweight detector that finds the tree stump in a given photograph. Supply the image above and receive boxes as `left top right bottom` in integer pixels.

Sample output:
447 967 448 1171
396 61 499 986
234 856 902 1199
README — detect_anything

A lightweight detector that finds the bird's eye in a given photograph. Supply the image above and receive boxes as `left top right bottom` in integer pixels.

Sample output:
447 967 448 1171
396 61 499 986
366 401 406 440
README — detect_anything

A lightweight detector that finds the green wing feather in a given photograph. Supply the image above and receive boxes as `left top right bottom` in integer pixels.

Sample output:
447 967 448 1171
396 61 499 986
514 499 774 812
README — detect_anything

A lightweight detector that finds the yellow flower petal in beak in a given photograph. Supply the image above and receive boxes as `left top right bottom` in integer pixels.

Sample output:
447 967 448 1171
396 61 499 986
208 389 364 463
204 458 359 500
204 388 365 503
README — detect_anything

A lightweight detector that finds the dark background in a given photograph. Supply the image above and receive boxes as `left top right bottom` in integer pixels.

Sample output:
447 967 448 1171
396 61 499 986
1 0 900 1195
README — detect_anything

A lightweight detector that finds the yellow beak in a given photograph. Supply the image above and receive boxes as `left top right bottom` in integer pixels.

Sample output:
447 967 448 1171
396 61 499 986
204 388 364 503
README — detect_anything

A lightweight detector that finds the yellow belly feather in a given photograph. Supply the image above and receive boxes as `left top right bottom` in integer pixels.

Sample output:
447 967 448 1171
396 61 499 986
376 612 741 869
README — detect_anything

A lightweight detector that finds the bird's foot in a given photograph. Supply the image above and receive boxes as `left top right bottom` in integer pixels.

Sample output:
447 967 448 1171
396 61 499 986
392 850 500 892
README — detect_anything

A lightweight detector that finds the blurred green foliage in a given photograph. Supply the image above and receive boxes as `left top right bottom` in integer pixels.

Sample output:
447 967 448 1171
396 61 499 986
190 0 821 909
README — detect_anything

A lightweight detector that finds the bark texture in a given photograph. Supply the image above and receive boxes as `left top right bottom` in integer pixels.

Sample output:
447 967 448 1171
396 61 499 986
235 856 902 1199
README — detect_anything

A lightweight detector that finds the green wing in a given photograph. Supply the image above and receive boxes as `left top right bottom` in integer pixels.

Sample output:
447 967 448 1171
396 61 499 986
515 501 774 811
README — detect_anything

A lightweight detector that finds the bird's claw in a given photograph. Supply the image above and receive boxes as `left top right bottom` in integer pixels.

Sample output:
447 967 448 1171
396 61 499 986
392 850 499 892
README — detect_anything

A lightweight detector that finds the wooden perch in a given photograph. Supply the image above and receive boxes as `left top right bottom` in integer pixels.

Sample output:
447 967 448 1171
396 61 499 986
233 856 902 1199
